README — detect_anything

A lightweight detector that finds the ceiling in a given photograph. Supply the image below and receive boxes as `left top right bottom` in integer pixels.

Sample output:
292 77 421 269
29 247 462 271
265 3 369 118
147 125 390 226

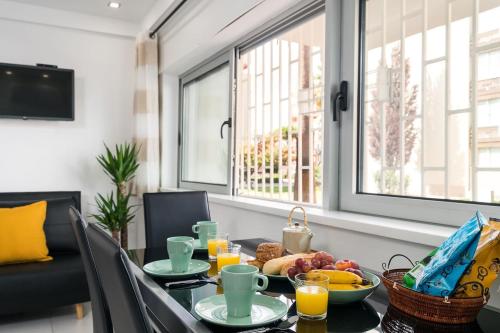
6 0 157 22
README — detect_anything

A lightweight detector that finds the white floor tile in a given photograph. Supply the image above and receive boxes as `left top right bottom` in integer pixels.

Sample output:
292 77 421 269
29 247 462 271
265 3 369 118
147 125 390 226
0 315 52 333
51 311 93 333
0 303 93 333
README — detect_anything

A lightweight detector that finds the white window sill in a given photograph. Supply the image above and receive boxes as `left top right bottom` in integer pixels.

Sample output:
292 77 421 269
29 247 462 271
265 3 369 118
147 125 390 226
206 193 456 248
160 187 456 247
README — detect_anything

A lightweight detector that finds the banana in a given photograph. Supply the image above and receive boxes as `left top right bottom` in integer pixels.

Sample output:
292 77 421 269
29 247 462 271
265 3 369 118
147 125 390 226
309 269 363 285
328 283 370 291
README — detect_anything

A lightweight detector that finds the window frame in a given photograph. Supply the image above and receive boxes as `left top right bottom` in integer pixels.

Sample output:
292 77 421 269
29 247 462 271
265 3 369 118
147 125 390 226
176 0 337 206
339 0 500 227
232 3 331 207
178 50 235 194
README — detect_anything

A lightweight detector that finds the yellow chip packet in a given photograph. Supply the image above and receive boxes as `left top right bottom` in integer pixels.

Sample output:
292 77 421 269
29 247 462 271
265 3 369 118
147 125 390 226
454 218 500 298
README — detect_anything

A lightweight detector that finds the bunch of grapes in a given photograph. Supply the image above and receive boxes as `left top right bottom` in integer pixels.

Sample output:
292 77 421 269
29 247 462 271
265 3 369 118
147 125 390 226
287 252 335 279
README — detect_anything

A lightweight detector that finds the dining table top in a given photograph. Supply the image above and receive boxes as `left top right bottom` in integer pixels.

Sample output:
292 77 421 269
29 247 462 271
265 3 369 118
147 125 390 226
126 238 500 333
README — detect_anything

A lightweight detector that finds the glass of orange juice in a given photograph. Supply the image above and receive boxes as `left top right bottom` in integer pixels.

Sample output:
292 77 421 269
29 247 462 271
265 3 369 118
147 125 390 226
295 272 329 320
207 232 228 260
217 243 241 271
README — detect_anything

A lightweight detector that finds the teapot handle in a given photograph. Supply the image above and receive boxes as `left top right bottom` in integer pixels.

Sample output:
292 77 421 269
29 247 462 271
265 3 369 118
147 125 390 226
288 206 308 227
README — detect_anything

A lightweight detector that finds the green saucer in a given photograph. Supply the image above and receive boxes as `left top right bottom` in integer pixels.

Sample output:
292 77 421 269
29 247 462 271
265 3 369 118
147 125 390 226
194 239 208 251
194 294 287 328
143 259 210 278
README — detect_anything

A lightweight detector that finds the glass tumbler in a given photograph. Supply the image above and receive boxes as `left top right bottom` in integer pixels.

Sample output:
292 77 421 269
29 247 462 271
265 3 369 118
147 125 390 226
207 232 228 260
217 243 241 271
295 272 329 320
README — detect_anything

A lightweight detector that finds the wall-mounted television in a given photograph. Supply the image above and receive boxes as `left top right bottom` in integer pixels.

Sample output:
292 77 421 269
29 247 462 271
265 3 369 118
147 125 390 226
0 62 74 121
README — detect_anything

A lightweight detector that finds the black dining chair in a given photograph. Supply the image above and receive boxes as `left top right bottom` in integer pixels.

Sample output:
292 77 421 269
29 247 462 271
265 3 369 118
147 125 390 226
69 207 113 333
143 191 211 248
86 223 153 333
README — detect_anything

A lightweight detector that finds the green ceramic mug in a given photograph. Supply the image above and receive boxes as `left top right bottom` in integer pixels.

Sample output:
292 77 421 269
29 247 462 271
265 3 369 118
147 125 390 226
167 236 194 273
192 221 217 248
221 264 269 318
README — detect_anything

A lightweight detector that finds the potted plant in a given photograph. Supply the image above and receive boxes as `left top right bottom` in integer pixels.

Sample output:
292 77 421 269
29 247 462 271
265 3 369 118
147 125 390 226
91 143 140 249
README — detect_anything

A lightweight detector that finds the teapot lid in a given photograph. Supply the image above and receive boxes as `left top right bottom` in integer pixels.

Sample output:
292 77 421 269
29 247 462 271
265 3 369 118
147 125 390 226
283 222 310 233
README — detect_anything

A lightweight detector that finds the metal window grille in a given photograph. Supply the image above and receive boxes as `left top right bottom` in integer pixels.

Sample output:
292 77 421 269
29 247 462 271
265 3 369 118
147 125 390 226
234 14 325 205
361 0 500 204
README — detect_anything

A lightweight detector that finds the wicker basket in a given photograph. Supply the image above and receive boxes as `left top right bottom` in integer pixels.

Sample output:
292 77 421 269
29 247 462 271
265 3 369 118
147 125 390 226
381 255 488 324
381 304 484 333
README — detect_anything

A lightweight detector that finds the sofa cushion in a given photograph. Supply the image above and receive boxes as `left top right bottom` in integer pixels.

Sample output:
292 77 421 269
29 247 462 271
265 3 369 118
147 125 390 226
0 201 52 265
0 197 79 253
0 253 89 314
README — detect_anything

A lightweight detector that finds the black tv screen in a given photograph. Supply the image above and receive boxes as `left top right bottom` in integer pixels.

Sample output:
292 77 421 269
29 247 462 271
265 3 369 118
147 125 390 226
0 63 74 120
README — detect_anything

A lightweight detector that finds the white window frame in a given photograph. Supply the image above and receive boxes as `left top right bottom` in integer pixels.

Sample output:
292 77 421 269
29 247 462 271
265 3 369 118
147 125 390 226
232 2 334 207
339 0 500 227
176 0 339 207
178 50 235 194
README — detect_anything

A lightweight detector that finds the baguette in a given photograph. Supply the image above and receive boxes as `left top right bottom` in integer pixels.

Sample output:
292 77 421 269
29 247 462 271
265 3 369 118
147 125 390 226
262 253 315 275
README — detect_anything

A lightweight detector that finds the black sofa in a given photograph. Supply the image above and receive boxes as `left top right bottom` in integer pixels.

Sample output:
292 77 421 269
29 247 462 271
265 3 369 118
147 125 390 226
0 191 90 316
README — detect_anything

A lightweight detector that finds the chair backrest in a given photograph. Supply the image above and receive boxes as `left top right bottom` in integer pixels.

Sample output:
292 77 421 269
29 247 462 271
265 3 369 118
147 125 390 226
86 223 152 333
143 191 211 248
0 191 81 253
68 207 113 333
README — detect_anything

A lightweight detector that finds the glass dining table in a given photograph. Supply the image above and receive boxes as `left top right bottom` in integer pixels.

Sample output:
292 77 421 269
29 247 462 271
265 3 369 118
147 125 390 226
126 238 499 333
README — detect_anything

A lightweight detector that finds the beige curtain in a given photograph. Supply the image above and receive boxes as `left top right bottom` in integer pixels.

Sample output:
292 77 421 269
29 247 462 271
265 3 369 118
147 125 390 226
133 34 160 195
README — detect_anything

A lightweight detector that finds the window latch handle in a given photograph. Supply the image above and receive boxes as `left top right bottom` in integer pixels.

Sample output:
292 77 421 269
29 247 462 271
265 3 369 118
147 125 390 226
332 81 348 122
220 117 232 139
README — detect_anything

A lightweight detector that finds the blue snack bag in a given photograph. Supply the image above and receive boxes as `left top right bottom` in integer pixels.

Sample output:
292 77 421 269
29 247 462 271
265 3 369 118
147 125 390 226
413 211 486 297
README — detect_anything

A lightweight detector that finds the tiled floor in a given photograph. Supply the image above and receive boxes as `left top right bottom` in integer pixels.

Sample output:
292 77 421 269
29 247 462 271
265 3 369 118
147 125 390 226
0 303 92 333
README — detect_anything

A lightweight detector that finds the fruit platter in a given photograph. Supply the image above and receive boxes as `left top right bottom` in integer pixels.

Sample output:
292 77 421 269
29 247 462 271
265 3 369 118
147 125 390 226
245 242 309 280
287 254 380 304
246 243 335 280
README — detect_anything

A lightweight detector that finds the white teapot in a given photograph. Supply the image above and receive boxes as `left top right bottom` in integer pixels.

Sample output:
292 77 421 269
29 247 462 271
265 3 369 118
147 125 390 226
282 206 313 254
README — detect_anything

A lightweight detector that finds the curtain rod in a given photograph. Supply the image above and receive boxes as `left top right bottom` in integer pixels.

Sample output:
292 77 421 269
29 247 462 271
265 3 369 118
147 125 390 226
149 0 188 39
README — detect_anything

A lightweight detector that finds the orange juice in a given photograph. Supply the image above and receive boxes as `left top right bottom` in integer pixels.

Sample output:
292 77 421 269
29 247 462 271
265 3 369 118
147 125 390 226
296 286 328 317
217 253 240 271
207 260 218 277
207 239 228 258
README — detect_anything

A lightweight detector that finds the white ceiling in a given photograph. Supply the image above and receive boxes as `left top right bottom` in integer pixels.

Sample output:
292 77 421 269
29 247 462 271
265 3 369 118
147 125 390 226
6 0 157 22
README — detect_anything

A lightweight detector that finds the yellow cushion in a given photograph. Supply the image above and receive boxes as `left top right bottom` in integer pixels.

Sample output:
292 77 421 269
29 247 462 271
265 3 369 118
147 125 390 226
0 201 53 265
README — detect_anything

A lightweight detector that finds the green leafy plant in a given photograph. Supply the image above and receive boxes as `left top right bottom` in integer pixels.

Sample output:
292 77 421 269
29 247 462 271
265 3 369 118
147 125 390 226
93 143 140 249
97 143 140 194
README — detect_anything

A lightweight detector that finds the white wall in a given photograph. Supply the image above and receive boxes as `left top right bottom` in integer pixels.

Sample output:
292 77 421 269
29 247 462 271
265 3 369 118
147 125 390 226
210 201 435 271
0 18 136 239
